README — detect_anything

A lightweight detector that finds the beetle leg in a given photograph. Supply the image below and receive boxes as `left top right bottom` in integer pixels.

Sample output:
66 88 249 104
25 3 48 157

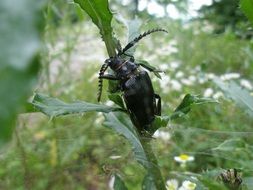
99 74 119 80
98 73 120 101
97 63 109 102
154 93 161 116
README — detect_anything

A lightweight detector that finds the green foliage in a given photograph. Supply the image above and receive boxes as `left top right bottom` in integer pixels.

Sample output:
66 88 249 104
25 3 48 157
170 94 218 120
151 94 217 133
142 173 156 190
198 0 248 34
213 138 246 152
240 0 253 25
31 93 123 118
113 174 128 190
104 112 166 189
74 0 117 56
214 78 253 116
0 0 45 145
1 0 253 189
72 1 168 189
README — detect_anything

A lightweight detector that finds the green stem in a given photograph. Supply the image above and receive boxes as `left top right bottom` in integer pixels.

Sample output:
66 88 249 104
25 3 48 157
15 129 31 190
102 31 117 57
140 137 166 190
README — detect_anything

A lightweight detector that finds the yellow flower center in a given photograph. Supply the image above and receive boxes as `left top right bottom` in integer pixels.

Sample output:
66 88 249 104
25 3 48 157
179 154 190 161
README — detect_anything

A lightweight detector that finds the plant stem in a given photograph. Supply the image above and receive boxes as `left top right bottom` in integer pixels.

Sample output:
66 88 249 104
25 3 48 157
140 137 166 190
102 31 117 57
15 129 31 190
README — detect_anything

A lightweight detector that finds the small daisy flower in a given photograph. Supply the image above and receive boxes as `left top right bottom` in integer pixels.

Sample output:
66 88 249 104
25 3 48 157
213 91 223 99
153 130 171 141
203 88 214 97
220 73 240 81
170 79 182 91
179 180 197 190
166 179 179 190
240 79 253 90
174 154 194 165
109 155 122 160
175 71 184 78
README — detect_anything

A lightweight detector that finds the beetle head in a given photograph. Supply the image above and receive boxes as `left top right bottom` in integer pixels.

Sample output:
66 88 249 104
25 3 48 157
105 56 122 71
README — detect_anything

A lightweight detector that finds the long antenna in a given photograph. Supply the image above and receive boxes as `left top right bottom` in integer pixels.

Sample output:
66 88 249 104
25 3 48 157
118 28 168 55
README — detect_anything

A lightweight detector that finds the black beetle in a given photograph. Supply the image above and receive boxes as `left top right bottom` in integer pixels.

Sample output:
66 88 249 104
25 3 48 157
98 28 167 132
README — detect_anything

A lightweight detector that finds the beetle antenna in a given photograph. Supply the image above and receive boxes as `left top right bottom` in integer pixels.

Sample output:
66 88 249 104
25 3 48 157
97 63 109 102
119 28 168 55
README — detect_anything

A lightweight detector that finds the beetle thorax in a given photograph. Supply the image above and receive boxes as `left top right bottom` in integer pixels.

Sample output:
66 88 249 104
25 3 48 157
106 57 137 79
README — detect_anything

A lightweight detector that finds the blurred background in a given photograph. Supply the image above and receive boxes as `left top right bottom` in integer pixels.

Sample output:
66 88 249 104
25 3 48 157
1 0 253 189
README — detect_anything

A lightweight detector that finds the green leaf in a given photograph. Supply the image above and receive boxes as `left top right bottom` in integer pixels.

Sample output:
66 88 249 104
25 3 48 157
108 93 126 110
103 112 145 163
170 94 218 120
148 116 169 135
31 93 122 118
149 94 216 133
240 0 253 25
0 0 45 145
214 78 253 116
113 174 128 190
212 139 246 152
103 112 166 190
136 60 162 79
199 176 227 190
142 173 156 190
74 0 117 57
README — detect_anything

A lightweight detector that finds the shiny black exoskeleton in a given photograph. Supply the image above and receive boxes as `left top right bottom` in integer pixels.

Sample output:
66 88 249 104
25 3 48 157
97 28 167 131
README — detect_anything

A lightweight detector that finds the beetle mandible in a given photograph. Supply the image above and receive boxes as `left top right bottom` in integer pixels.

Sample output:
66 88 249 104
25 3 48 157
97 28 168 132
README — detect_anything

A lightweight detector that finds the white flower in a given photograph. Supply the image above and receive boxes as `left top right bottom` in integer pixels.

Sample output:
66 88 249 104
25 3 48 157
174 154 194 164
160 63 169 71
181 78 193 86
170 61 180 69
206 73 215 80
175 71 184 78
179 180 196 190
153 130 171 141
198 77 207 84
220 73 240 81
213 91 223 99
166 179 179 190
188 75 196 83
240 79 253 90
159 75 171 93
109 155 122 160
170 79 182 91
203 88 214 97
